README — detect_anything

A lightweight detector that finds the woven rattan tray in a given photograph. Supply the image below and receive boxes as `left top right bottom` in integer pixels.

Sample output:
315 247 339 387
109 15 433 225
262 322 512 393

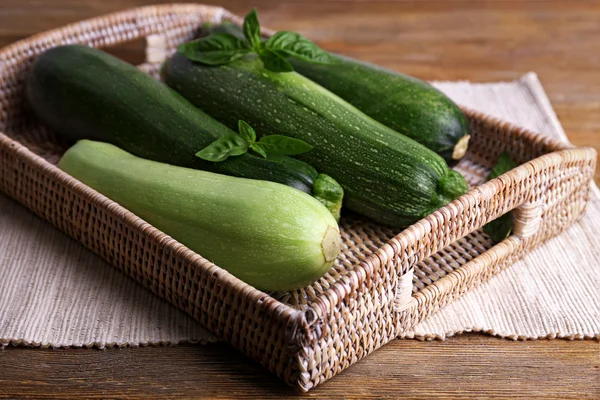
0 4 596 391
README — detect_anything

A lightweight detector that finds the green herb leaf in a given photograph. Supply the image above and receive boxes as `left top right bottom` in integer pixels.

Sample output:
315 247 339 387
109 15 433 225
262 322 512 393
187 11 332 72
483 152 518 242
238 120 256 143
258 135 312 156
243 8 262 49
265 31 334 64
259 48 294 72
177 33 250 65
489 152 517 180
195 134 249 162
483 213 513 242
250 143 268 158
203 21 247 40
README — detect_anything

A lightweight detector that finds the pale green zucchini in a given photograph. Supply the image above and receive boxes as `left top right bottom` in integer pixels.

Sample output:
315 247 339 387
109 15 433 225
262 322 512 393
59 140 341 291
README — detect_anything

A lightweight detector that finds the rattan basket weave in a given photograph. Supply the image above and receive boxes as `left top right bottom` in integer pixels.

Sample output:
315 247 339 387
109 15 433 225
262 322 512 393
0 4 596 391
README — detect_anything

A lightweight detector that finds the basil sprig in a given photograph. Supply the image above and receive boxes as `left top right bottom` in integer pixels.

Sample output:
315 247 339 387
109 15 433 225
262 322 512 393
178 33 250 65
195 120 312 162
178 9 334 72
483 152 517 242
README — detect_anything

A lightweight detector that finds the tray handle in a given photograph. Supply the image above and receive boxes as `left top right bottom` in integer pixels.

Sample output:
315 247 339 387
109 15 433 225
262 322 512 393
392 146 597 314
394 197 546 313
304 147 596 327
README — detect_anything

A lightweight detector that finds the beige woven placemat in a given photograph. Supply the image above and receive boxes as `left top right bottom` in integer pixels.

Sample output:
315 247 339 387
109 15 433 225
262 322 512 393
0 72 598 348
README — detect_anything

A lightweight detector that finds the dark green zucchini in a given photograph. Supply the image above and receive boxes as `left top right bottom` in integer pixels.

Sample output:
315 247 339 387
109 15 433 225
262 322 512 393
163 52 469 227
291 54 471 163
206 22 470 163
25 45 343 218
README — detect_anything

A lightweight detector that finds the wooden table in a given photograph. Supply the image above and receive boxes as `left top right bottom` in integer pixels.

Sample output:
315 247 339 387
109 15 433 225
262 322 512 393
0 1 598 399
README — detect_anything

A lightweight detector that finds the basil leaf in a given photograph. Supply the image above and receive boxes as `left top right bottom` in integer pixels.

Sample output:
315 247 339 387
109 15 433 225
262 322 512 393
243 8 262 49
259 48 294 72
258 135 312 156
238 120 256 143
265 31 334 64
195 134 248 162
489 152 517 180
178 33 250 65
483 152 518 242
204 21 246 40
483 213 513 243
250 143 267 158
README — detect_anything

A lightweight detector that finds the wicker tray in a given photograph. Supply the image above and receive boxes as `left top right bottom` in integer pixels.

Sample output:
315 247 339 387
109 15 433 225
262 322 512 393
0 4 596 391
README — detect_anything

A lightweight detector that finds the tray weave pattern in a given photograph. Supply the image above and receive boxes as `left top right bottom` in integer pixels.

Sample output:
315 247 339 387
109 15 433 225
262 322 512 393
0 4 596 391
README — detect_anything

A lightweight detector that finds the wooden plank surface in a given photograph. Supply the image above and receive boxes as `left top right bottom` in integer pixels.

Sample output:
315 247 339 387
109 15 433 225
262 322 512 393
0 1 599 399
1 336 599 399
